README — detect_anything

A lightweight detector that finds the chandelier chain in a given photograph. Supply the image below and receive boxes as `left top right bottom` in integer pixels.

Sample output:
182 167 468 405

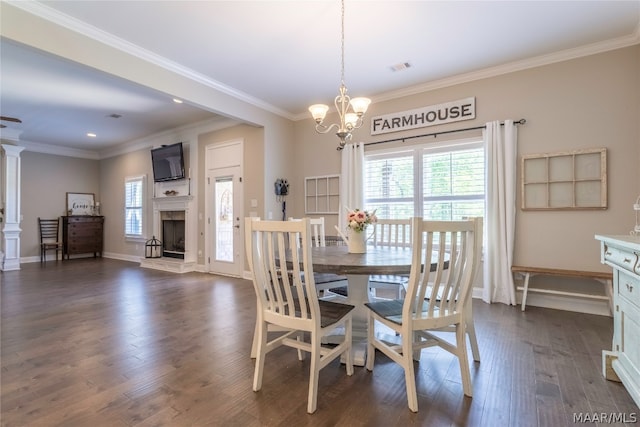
340 0 345 86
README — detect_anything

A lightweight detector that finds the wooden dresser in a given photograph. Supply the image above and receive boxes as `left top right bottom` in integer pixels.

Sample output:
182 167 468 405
62 216 104 259
595 234 640 408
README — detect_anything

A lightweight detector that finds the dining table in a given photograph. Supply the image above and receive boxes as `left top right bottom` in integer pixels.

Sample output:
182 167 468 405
308 244 415 366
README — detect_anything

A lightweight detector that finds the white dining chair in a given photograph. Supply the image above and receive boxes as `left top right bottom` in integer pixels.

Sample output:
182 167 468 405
245 217 355 414
370 217 481 362
289 217 349 297
365 217 483 412
368 218 412 299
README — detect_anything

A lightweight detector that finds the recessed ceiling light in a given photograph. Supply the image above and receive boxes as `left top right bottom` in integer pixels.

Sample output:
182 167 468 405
87 133 97 138
390 62 411 72
173 98 183 104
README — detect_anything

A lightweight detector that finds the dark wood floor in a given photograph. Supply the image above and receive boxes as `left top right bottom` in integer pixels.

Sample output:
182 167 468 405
1 259 637 426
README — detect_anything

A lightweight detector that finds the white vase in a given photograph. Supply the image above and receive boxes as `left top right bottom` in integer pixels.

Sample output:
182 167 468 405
347 229 367 253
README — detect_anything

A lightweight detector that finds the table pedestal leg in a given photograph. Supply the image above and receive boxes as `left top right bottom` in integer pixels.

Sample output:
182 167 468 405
323 274 387 366
344 274 372 366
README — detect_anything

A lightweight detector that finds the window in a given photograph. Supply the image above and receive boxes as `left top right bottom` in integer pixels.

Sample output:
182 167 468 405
365 139 484 221
125 176 145 238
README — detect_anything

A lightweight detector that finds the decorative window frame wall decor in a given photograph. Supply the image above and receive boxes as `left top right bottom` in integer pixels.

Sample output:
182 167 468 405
305 175 340 214
521 148 607 210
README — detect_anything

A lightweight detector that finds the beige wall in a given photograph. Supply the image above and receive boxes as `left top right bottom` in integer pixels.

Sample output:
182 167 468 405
99 147 153 258
292 45 640 273
20 151 100 257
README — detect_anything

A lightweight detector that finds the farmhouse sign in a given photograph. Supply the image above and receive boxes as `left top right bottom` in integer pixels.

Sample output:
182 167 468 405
371 97 475 136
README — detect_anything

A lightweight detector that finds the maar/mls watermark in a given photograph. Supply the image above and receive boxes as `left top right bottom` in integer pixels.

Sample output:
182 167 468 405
573 412 637 423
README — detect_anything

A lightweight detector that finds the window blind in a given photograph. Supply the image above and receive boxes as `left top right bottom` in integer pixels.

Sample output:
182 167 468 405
365 141 485 221
125 177 144 236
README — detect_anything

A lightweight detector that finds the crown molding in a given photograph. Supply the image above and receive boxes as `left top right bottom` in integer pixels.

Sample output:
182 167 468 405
98 116 240 159
372 32 640 107
293 29 640 121
11 1 640 126
0 128 23 142
17 140 100 160
8 1 295 121
17 116 238 160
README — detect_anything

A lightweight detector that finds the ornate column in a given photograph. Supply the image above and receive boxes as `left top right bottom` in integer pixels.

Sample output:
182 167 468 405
1 144 26 271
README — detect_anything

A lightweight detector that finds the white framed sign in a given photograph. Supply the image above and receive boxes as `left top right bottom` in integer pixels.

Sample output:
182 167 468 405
371 97 475 136
66 192 95 215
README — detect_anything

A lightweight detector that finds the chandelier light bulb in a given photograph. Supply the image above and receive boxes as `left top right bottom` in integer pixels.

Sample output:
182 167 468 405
309 104 329 123
350 97 371 115
345 113 359 128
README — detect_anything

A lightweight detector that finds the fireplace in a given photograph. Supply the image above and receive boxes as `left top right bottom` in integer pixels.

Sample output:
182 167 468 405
140 194 195 273
161 211 185 259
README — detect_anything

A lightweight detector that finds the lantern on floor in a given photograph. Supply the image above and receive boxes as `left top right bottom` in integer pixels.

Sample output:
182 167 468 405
145 236 162 258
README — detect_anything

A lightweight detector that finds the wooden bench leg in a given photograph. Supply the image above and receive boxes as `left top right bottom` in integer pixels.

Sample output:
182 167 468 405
521 272 531 311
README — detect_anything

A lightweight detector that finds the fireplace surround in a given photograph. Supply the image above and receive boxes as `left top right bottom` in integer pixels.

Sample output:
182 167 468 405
140 194 196 273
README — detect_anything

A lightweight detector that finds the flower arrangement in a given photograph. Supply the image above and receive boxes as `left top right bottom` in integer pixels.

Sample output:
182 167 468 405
347 208 377 233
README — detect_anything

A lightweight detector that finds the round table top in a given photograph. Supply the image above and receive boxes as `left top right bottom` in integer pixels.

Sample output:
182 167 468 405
309 245 414 275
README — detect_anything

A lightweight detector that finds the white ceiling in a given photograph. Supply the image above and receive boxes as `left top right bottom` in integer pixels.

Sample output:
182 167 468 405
1 0 639 154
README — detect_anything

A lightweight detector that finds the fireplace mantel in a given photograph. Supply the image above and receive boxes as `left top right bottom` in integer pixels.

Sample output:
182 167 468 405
152 195 193 207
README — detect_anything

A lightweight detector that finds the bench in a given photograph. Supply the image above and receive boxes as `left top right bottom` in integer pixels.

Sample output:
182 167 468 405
511 265 613 313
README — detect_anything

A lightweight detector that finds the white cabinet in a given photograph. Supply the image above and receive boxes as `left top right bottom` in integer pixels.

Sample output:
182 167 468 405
595 234 640 408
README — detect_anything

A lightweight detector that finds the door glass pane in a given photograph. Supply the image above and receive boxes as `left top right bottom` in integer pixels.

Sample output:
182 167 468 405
215 177 233 262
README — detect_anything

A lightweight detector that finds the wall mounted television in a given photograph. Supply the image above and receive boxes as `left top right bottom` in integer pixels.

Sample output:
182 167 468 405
151 142 185 182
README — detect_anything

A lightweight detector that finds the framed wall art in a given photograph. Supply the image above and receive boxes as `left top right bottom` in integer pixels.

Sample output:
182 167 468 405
66 192 95 215
521 148 607 210
305 174 340 214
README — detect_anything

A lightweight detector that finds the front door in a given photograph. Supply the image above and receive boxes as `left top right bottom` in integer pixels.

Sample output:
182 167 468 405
208 165 243 277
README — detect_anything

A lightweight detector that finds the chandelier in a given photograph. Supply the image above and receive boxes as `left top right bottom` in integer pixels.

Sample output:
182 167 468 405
308 0 371 150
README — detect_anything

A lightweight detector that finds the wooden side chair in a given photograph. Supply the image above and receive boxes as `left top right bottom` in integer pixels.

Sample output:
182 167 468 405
245 217 355 414
368 218 412 299
38 217 62 262
365 217 483 412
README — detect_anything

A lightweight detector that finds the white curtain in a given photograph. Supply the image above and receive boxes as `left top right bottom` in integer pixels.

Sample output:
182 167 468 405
339 142 365 232
483 120 517 305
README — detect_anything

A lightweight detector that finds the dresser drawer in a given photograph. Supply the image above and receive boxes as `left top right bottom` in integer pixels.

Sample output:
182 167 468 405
603 244 638 273
619 270 640 309
62 215 104 258
68 243 101 253
67 217 103 224
68 227 102 237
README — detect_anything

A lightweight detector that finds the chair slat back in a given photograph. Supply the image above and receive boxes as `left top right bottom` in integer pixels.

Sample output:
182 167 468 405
246 218 319 325
404 217 482 321
39 218 60 242
309 217 326 247
289 217 326 247
371 218 412 248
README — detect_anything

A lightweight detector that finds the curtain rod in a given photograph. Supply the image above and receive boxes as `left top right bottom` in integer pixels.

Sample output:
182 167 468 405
363 118 527 147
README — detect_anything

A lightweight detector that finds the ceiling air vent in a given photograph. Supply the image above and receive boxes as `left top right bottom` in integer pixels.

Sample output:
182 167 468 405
390 62 411 72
